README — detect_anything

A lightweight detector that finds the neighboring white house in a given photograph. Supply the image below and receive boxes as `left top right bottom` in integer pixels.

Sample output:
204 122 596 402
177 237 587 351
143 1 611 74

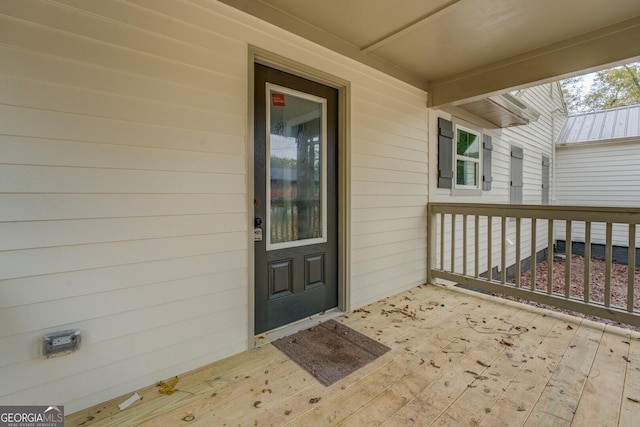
0 1 623 415
555 105 640 257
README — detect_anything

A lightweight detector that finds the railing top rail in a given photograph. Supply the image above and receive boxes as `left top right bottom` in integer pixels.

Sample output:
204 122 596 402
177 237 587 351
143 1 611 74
428 203 640 224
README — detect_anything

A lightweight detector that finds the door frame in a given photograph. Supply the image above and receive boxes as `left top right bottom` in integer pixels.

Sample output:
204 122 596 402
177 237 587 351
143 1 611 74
247 46 351 346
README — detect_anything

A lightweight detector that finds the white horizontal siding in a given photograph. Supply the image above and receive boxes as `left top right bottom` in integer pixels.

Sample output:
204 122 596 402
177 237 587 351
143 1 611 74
350 84 428 308
0 0 429 413
555 139 640 246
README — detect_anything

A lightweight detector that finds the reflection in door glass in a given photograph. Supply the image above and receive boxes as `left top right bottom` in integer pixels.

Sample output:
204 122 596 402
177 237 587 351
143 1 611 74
269 89 324 245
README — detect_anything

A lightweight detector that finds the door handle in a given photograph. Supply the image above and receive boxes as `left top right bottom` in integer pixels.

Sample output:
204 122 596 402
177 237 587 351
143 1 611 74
254 216 263 228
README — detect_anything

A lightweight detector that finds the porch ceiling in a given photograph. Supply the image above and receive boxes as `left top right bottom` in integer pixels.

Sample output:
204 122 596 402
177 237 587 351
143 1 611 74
220 0 640 107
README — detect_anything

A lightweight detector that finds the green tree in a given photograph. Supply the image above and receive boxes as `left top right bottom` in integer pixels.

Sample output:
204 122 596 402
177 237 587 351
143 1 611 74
560 63 640 114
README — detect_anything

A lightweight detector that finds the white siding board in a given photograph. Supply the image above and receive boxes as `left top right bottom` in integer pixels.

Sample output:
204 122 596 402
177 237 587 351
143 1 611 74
0 14 245 90
0 76 245 134
0 0 245 74
0 136 245 173
0 214 246 251
352 153 427 174
352 135 426 161
0 106 246 154
0 194 246 222
351 217 426 236
0 251 246 309
351 181 428 196
0 165 245 194
0 45 245 114
2 278 246 341
0 232 246 280
351 195 429 209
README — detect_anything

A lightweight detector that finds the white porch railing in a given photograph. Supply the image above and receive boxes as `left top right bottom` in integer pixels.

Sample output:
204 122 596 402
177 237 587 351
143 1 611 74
427 203 640 327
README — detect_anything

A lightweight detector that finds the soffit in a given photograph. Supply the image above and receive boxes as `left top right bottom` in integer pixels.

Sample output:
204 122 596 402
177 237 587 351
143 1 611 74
220 0 640 106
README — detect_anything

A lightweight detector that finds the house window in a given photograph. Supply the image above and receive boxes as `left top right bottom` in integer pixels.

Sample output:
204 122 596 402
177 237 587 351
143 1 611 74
437 117 492 192
455 126 480 188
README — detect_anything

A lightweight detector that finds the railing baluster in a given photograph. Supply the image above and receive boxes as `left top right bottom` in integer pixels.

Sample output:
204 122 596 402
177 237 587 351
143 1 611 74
427 207 437 284
605 222 612 307
547 219 553 295
440 213 445 270
628 224 636 312
531 218 537 291
584 222 591 303
451 213 456 273
565 220 572 298
475 215 480 278
463 215 468 276
501 216 507 284
487 216 492 281
515 217 521 288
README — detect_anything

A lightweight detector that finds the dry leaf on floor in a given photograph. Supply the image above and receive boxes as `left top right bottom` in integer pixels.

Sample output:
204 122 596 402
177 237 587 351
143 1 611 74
158 376 179 395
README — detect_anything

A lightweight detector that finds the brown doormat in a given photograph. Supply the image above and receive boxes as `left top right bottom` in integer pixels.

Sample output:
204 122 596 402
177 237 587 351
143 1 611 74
271 319 390 386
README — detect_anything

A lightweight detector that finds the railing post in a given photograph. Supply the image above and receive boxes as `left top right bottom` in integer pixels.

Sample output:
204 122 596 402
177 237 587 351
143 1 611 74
515 217 521 288
463 214 468 276
628 223 636 312
547 219 554 295
487 216 493 281
475 215 480 278
427 203 437 284
501 216 507 284
584 222 591 303
451 213 456 273
605 223 612 307
531 218 537 291
565 220 572 298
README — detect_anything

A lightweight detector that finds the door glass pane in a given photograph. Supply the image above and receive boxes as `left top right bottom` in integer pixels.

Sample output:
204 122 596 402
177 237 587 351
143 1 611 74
268 85 326 248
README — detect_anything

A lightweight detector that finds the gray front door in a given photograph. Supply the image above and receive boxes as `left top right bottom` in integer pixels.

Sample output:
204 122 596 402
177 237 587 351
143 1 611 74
254 64 338 334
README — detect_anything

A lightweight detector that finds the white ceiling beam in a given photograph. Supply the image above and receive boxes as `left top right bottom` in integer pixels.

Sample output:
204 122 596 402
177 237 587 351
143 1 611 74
429 16 640 107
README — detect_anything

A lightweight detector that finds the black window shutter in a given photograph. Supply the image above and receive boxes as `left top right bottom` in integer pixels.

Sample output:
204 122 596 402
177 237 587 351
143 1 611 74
542 155 550 205
482 134 493 191
510 146 524 204
437 117 454 189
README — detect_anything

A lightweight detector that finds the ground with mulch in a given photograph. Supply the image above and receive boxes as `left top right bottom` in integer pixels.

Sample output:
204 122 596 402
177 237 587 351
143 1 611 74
492 254 640 332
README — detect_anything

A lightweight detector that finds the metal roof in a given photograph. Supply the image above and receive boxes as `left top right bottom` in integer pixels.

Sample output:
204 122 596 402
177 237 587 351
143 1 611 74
556 104 640 145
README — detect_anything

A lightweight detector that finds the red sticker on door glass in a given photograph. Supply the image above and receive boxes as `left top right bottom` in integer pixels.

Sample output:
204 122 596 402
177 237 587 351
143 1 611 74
272 93 285 107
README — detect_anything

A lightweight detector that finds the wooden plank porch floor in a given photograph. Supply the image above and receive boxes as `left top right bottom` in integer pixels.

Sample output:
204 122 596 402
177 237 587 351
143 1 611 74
67 284 640 426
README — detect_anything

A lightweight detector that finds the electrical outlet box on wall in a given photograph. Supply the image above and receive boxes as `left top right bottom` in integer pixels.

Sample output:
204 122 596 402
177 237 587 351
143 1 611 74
42 329 81 358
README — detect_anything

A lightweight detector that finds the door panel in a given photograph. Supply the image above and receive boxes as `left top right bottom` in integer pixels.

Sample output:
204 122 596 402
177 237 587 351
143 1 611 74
254 64 338 334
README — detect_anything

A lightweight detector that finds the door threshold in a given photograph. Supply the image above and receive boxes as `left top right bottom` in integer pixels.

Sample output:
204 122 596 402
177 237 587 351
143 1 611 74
254 308 343 348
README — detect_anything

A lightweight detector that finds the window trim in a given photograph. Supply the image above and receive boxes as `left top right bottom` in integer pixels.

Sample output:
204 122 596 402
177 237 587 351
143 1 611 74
452 121 483 195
